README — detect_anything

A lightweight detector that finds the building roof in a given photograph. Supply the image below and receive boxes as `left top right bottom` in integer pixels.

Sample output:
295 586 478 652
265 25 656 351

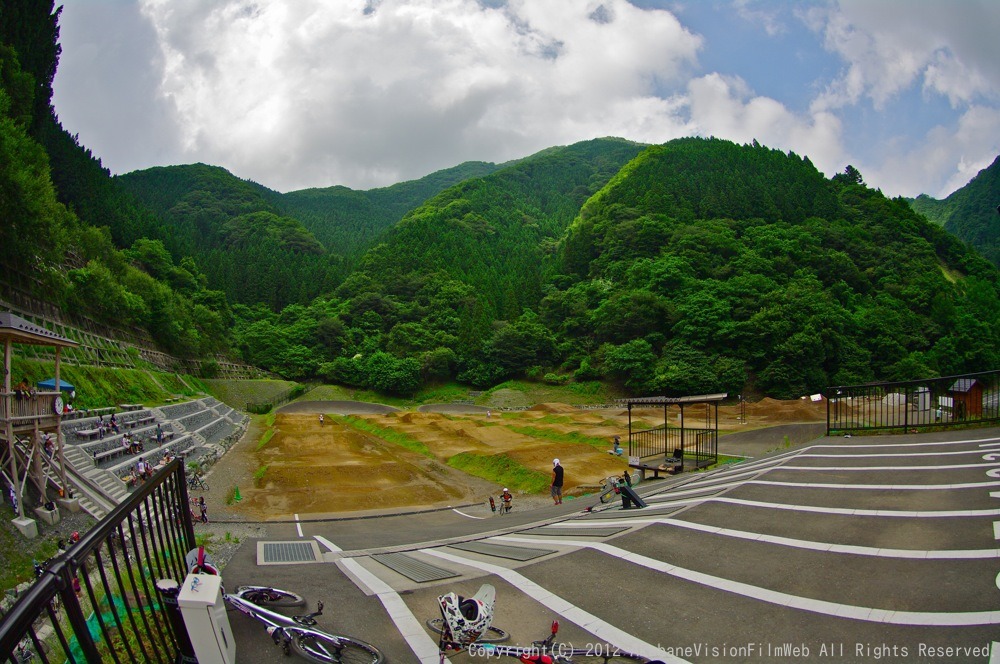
0 312 78 347
949 378 980 393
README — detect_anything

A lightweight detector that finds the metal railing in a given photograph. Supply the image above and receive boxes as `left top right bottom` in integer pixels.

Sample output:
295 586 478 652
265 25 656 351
0 460 196 663
825 369 1000 435
629 424 718 470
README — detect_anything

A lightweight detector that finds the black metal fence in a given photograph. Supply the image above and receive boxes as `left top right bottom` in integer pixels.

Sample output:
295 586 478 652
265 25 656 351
629 424 718 470
825 369 1000 435
0 460 196 663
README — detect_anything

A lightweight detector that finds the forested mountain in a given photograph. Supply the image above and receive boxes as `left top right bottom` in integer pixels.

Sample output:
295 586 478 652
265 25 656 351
908 156 1000 267
0 0 231 358
4 1 998 396
549 138 999 397
275 160 500 260
117 164 338 309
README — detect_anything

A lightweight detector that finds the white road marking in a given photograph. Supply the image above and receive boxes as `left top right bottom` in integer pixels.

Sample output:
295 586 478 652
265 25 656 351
314 536 442 663
548 518 1000 559
421 548 678 662
452 508 485 519
493 536 1000 626
294 513 303 538
780 461 1000 471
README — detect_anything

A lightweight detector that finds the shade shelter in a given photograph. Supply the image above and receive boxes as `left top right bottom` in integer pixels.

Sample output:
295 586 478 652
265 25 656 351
36 378 75 393
0 312 79 537
949 378 983 419
623 393 727 471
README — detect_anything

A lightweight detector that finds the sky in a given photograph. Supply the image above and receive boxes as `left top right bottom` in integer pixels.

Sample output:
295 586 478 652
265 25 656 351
51 0 1000 198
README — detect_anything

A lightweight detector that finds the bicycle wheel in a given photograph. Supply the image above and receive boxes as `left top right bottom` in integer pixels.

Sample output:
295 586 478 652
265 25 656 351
598 488 616 504
237 587 306 607
425 618 510 643
564 648 648 663
291 632 383 664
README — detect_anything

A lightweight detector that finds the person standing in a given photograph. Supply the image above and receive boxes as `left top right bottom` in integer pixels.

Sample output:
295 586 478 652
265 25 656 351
551 458 564 505
198 496 208 523
319 413 324 425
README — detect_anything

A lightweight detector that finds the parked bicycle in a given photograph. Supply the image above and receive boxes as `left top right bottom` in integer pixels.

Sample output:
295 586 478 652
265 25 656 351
187 473 209 491
224 585 383 663
597 476 623 504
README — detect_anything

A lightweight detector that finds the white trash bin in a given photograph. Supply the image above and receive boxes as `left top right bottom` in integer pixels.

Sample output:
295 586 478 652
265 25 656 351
177 573 236 664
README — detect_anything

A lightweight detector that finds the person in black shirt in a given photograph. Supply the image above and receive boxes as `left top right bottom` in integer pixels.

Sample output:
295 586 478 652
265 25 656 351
551 458 564 505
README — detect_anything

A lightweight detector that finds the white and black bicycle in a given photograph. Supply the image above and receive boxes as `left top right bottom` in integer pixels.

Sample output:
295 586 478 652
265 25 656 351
225 585 383 664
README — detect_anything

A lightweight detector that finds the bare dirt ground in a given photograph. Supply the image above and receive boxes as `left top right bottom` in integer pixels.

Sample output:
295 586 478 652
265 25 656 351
209 398 827 521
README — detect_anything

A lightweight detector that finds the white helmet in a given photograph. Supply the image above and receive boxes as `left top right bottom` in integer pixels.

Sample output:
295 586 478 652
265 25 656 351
438 583 495 645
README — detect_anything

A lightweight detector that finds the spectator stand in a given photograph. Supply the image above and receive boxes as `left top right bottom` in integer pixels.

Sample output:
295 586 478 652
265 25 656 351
621 393 726 478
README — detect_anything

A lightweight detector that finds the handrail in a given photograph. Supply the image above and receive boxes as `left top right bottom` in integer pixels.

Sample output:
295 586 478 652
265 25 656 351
0 459 196 663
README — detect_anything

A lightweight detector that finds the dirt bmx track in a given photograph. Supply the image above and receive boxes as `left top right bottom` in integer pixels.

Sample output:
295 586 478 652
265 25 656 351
232 398 828 519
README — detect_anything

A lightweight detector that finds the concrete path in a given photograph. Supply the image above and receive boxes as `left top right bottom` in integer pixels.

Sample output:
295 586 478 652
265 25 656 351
220 427 1000 663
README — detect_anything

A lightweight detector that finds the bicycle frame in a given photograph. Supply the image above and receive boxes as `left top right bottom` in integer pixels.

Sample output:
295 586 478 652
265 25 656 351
224 590 346 655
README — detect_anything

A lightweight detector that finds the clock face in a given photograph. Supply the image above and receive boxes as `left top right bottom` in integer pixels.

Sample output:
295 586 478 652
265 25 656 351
54 396 64 414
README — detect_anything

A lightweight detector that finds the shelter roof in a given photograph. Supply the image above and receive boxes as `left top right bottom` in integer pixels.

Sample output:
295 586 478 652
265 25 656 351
0 312 78 347
949 378 979 393
621 393 728 407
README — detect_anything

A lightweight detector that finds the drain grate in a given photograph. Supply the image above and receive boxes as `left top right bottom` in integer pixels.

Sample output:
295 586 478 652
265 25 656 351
449 541 555 561
260 541 321 564
371 553 458 582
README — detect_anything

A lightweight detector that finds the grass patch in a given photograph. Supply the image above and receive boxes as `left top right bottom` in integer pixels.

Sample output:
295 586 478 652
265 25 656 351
256 428 275 451
203 378 299 409
448 452 550 493
225 486 239 505
0 519 63 590
335 415 432 457
506 425 609 450
253 465 269 487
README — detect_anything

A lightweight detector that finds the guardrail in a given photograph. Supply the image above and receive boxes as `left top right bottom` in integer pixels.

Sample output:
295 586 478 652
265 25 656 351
825 369 1000 435
0 459 196 663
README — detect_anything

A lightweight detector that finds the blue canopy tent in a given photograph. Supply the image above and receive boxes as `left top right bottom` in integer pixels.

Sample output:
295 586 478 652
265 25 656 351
37 378 75 393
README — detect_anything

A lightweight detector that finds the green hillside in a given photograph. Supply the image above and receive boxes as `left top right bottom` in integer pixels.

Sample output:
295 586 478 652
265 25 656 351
907 156 1000 267
276 160 500 260
550 138 1000 397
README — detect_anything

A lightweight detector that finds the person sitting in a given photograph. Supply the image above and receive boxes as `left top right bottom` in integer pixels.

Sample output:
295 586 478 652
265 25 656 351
122 435 132 453
13 379 30 399
609 435 624 456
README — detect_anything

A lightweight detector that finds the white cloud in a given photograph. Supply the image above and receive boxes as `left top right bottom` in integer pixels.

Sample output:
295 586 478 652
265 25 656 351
807 0 1000 112
688 73 844 176
133 0 703 191
863 105 1000 198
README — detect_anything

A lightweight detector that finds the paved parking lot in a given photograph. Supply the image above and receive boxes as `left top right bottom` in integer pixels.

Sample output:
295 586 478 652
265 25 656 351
221 427 1000 663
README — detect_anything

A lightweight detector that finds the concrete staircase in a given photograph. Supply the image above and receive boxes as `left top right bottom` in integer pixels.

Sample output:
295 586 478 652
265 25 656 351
61 445 126 519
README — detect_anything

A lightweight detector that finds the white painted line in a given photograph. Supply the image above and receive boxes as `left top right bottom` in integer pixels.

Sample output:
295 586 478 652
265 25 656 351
781 461 1000 471
313 535 342 552
994 522 1000 541
801 448 1000 458
421 548 678 663
452 508 485 520
991 641 1000 664
715 496 1000 518
815 435 1000 450
294 513 303 538
340 558 443 664
581 517 1000 559
313 535 441 663
494 536 1000 626
750 479 1000 491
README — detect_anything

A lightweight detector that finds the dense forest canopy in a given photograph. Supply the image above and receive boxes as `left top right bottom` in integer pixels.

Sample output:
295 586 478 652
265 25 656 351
1 1 998 399
908 155 1000 268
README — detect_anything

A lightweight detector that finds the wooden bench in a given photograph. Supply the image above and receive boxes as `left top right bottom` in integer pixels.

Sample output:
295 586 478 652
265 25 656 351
136 415 155 426
94 446 126 463
76 428 101 440
629 449 684 480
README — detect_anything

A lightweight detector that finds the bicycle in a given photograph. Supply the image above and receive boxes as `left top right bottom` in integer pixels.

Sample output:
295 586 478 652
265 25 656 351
224 585 383 664
187 473 209 491
457 620 651 663
597 476 622 504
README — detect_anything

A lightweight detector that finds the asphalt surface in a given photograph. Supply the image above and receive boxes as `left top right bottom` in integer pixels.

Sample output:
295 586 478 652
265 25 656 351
219 426 1000 663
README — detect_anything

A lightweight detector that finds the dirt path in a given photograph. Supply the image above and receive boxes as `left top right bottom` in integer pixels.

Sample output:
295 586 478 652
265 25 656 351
206 398 828 521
